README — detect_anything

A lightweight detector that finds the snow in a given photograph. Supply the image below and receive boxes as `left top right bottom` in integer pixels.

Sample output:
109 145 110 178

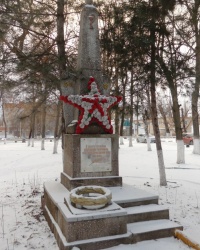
0 138 200 249
127 219 180 233
181 226 200 246
101 238 190 250
85 4 96 8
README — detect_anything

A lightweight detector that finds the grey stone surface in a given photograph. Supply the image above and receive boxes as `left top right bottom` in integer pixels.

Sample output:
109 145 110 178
125 205 169 223
76 2 110 97
44 204 130 250
44 182 127 242
110 185 159 208
61 78 76 127
43 181 183 250
61 1 110 126
61 172 122 190
64 196 124 219
66 121 77 134
85 0 93 4
66 121 108 134
128 220 183 244
81 122 107 134
63 134 119 178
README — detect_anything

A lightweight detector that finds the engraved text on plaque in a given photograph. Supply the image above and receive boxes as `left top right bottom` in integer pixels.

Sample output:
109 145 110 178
81 138 111 172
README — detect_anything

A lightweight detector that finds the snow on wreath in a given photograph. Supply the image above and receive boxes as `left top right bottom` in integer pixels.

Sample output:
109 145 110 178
60 76 122 134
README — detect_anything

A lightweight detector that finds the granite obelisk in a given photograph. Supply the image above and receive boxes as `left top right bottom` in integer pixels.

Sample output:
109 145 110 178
76 0 109 96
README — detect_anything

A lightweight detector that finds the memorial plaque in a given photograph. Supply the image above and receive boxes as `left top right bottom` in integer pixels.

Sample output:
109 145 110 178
81 138 111 172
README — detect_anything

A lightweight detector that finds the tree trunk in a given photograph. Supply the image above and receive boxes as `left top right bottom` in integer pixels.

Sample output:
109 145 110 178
129 115 133 146
170 86 185 163
150 10 167 186
57 0 66 87
120 78 126 137
128 136 132 147
114 73 120 137
28 127 31 147
129 69 134 147
120 111 125 137
2 100 7 141
192 31 200 154
115 109 120 136
114 107 120 149
53 100 62 154
53 138 59 154
119 136 124 145
31 113 35 147
150 87 167 186
136 98 139 136
181 108 187 133
158 104 170 135
41 102 46 150
143 111 152 151
156 53 185 163
57 0 72 151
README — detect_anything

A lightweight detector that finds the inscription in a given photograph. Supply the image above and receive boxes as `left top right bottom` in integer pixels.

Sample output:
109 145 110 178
83 145 110 163
88 14 95 29
81 138 112 172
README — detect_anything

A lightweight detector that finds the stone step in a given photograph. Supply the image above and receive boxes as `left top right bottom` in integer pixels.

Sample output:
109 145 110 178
110 185 159 208
57 220 182 250
64 232 131 250
43 182 182 250
125 204 169 223
44 201 132 250
127 219 183 243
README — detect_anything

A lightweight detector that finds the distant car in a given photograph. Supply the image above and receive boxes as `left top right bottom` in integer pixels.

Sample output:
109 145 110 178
182 134 193 145
137 134 156 143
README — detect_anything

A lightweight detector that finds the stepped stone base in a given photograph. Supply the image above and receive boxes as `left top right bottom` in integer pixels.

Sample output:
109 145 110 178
61 172 122 191
61 133 122 190
43 182 127 243
43 181 183 250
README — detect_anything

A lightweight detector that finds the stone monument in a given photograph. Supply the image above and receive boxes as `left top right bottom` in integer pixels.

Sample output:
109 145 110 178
42 1 183 249
59 0 122 190
75 0 109 96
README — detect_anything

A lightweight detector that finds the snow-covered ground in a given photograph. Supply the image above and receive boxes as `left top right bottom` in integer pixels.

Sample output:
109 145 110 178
0 138 199 250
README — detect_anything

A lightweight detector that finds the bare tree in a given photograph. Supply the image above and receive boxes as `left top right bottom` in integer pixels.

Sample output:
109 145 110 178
173 0 200 154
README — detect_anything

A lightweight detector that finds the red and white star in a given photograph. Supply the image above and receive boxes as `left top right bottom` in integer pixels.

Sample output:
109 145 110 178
60 77 121 134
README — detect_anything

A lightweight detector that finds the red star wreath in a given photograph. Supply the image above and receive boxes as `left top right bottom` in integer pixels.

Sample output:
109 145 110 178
60 77 122 134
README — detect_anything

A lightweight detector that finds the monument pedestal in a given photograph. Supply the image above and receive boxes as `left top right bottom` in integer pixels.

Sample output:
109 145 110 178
43 133 183 250
61 134 122 190
43 181 183 250
44 182 127 243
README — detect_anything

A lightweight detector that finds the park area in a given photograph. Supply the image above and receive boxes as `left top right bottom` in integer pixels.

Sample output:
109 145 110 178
1 1 200 249
0 138 200 250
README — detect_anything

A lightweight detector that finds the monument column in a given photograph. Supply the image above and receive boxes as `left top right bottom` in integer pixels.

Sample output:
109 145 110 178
58 0 122 190
76 0 109 96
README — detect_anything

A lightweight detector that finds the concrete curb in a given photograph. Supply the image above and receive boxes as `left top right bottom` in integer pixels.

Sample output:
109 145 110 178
175 230 200 250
